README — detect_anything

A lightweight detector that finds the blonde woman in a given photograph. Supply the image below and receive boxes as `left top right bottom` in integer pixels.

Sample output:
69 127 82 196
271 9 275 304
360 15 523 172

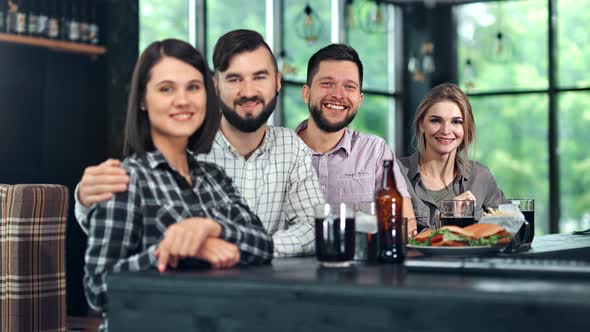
398 83 504 231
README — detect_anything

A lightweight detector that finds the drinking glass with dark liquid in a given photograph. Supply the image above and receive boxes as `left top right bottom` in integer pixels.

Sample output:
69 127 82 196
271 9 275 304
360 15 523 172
439 200 475 227
506 199 535 249
375 160 405 263
314 203 356 268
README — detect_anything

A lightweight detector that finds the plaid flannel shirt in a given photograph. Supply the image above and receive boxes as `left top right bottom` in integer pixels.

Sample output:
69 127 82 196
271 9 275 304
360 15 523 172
84 149 273 314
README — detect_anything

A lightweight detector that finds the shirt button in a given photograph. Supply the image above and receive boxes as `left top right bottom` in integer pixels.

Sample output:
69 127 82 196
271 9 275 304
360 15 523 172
321 185 326 190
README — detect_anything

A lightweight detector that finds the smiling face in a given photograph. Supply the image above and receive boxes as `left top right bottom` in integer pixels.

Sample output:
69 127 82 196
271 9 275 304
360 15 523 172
144 56 207 148
302 60 364 133
420 101 465 158
216 46 281 133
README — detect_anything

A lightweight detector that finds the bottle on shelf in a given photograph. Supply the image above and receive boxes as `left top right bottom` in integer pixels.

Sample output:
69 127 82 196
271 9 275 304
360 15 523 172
88 0 99 45
36 0 47 36
79 0 89 43
68 0 80 42
0 0 5 32
48 0 59 39
6 0 17 34
59 0 69 40
15 0 27 35
27 0 37 36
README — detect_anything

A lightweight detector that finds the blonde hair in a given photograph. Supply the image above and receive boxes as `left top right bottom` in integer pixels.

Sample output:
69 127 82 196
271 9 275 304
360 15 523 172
413 83 475 175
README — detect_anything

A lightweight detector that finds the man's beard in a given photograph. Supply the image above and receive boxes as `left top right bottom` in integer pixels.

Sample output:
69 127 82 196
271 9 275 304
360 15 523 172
219 92 278 133
309 104 357 133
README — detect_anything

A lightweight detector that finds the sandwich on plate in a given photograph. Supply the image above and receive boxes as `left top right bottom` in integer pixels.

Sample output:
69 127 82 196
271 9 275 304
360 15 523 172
410 223 511 247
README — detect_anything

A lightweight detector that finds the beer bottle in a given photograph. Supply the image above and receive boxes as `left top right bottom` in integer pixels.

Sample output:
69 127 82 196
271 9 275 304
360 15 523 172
27 0 37 36
79 0 89 43
68 0 80 42
375 159 404 263
47 0 59 39
6 0 16 33
0 0 5 32
15 0 26 35
59 0 69 40
36 0 47 36
88 0 99 45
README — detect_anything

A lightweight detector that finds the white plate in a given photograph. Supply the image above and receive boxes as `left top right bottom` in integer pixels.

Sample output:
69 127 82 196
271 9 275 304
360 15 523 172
406 244 506 256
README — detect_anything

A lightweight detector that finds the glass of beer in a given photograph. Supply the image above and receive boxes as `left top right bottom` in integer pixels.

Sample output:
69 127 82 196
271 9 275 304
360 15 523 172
439 200 475 227
354 201 378 262
505 199 535 248
314 203 356 268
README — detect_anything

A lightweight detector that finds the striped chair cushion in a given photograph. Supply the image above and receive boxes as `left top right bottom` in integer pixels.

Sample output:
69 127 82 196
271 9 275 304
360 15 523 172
1 184 68 332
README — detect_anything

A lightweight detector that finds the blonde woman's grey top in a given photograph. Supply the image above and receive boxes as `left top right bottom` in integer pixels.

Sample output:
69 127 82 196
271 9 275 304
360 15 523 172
397 152 505 231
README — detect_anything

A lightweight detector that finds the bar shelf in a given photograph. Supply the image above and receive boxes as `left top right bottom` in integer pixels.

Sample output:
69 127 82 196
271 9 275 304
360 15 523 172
0 32 106 57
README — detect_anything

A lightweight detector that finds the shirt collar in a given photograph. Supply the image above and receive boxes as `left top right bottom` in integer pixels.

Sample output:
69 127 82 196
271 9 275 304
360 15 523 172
407 151 470 182
144 149 199 170
214 127 271 159
295 119 352 156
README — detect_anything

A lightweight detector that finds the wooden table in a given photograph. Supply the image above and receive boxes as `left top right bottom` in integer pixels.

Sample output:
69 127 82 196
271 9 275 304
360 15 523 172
107 234 590 332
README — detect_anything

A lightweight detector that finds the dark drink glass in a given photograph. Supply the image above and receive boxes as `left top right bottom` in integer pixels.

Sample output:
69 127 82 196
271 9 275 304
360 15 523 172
440 216 476 227
506 199 535 248
314 203 356 268
439 200 475 228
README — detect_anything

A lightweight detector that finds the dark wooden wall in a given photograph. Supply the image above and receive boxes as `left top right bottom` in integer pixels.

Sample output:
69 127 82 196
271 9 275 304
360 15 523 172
400 2 457 155
0 0 138 316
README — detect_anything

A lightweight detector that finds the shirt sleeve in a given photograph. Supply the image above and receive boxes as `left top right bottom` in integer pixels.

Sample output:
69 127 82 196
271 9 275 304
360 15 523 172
376 144 411 198
83 170 156 313
273 143 325 257
205 167 274 264
74 183 91 234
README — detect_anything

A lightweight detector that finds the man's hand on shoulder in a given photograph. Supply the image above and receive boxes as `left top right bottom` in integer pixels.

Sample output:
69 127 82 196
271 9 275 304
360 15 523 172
78 159 130 207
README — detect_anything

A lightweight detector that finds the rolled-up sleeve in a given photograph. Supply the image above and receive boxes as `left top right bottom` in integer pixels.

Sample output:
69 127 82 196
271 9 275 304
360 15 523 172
207 167 274 264
83 171 156 313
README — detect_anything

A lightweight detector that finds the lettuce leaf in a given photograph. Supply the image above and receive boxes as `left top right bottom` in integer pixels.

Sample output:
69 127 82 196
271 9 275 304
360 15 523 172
409 229 512 247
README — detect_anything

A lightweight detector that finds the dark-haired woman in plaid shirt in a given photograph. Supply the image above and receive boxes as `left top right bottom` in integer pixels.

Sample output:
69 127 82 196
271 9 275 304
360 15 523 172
83 39 273 330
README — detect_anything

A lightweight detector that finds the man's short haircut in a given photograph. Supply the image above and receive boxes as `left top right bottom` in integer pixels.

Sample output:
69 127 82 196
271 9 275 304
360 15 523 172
306 43 364 88
212 29 278 73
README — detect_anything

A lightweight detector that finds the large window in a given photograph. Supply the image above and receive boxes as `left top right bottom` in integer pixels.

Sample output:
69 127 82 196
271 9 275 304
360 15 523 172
139 0 398 147
205 0 266 68
281 0 397 143
457 0 590 234
557 0 590 233
139 0 190 52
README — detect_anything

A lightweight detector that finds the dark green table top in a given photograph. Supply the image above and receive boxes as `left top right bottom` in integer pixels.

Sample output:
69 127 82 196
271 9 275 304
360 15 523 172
107 234 590 332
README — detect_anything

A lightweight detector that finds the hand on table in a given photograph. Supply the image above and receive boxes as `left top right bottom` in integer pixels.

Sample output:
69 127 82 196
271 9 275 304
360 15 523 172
196 238 240 269
154 217 223 272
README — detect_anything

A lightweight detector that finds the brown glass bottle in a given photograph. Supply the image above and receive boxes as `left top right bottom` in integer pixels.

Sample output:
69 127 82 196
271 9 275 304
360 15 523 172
375 159 404 263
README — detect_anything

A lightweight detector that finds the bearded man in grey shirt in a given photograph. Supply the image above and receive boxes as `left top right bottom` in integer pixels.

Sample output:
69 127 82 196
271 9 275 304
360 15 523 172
295 44 417 236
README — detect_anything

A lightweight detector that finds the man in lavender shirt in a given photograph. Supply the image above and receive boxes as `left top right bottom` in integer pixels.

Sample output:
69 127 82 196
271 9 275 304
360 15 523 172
295 44 417 235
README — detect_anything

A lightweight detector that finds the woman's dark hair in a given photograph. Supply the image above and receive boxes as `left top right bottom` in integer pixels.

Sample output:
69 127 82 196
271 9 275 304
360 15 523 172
123 39 220 156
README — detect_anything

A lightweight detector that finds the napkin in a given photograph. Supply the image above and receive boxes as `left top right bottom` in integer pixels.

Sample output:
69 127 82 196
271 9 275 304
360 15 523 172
355 211 378 234
479 204 525 236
